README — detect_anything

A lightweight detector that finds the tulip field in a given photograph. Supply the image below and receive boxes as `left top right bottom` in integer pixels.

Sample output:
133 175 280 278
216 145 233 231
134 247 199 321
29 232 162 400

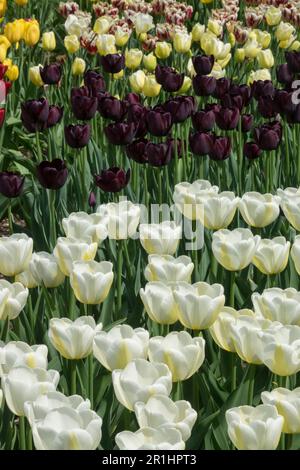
4 0 300 453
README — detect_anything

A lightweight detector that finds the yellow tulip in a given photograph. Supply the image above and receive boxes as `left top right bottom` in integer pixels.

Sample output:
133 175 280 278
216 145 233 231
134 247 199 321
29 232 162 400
279 35 295 50
142 74 161 97
143 53 157 72
3 58 12 68
129 70 146 93
93 17 111 35
4 21 23 44
0 0 6 17
125 48 143 70
15 0 28 4
175 76 191 94
265 6 282 26
290 41 300 51
113 70 124 80
154 41 172 59
0 45 7 62
29 65 44 87
42 32 56 52
115 28 130 47
275 22 295 42
173 32 191 54
234 48 245 63
207 19 222 37
64 34 80 54
248 68 271 85
6 64 19 81
218 53 231 69
255 30 271 49
23 21 40 47
257 49 274 68
72 57 86 76
192 24 205 42
229 33 236 47
200 0 213 3
244 39 261 59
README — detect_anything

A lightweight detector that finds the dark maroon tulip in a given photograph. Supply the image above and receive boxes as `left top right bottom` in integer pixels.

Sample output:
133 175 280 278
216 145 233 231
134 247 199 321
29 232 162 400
221 93 243 111
145 142 172 167
71 86 90 99
84 70 106 96
127 103 147 138
101 54 125 74
254 121 282 151
126 138 148 164
162 96 195 123
40 63 62 85
65 124 91 148
222 84 252 110
94 167 130 193
287 103 300 124
216 107 240 131
274 90 295 116
258 96 277 119
286 51 300 73
189 132 213 156
213 78 231 99
98 95 127 121
276 64 294 85
88 191 96 208
0 172 24 198
37 159 68 190
167 138 182 159
71 93 98 121
206 103 221 114
124 93 140 105
241 114 253 133
21 98 49 132
251 80 275 100
192 55 214 76
192 109 215 132
193 75 216 96
209 136 231 161
146 109 172 137
104 122 136 145
47 105 63 128
244 142 262 160
155 65 184 92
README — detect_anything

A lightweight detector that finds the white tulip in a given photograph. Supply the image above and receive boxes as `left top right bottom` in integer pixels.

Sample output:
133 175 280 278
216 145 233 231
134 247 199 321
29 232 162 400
140 282 179 325
0 234 33 277
291 235 300 275
53 237 98 276
65 13 91 37
134 395 197 441
112 359 172 411
97 201 140 240
134 13 154 35
212 228 260 271
15 269 39 289
173 281 225 330
93 325 149 371
0 341 48 376
70 260 113 305
139 221 182 255
0 280 28 321
148 331 205 382
238 192 280 228
116 427 185 450
278 192 300 231
226 405 283 450
62 212 108 244
48 317 102 360
252 237 290 275
29 252 65 288
1 366 59 416
173 179 219 220
197 192 239 230
0 389 2 407
261 387 300 434
145 255 194 282
252 288 300 325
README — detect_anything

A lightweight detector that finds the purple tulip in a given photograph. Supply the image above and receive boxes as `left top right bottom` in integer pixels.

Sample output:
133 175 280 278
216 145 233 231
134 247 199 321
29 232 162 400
241 114 253 133
65 124 91 148
155 65 184 92
37 159 68 189
104 122 136 145
163 96 195 123
189 132 213 156
94 167 130 193
101 54 125 74
209 136 231 161
146 109 172 137
126 138 149 164
254 121 282 151
276 64 294 85
0 171 24 198
127 103 147 138
40 63 62 85
21 98 49 132
47 105 63 128
193 75 216 96
192 109 215 132
192 55 214 76
145 142 172 167
84 70 106 96
286 51 300 73
98 95 127 121
244 142 262 160
216 107 240 130
71 93 98 121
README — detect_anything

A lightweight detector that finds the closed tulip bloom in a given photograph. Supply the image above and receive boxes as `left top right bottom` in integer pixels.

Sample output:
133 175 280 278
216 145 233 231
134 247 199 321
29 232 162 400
129 70 146 94
126 138 148 164
146 109 172 137
0 280 28 320
93 325 149 371
196 191 238 230
145 142 172 167
155 42 172 59
54 237 97 276
226 405 283 450
163 96 195 124
98 96 127 121
252 288 300 325
65 124 91 148
140 282 179 325
193 75 216 96
42 31 56 51
125 49 143 70
148 332 205 382
95 168 130 193
96 34 116 55
209 136 231 161
143 53 157 72
2 366 59 416
144 255 194 283
258 325 300 376
134 12 154 35
37 159 68 190
192 109 215 132
0 171 24 198
155 66 184 93
62 212 107 244
49 317 102 360
71 94 98 121
262 388 300 434
21 98 49 132
24 21 40 47
285 50 300 73
189 131 213 156
72 58 86 76
101 53 125 74
139 222 181 256
46 105 63 129
244 142 262 160
97 201 140 240
70 260 113 305
0 233 33 277
239 192 280 228
173 179 219 220
278 194 300 232
192 55 214 76
216 107 240 131
174 282 225 330
134 395 197 441
252 237 290 275
0 342 48 376
116 427 184 450
15 269 39 289
142 74 161 97
40 63 61 85
84 70 106 96
212 228 260 271
104 122 136 146
112 359 172 411
115 27 130 47
29 65 44 87
265 6 282 26
173 33 191 54
291 236 300 275
257 49 274 68
64 34 80 53
254 121 282 151
29 252 65 288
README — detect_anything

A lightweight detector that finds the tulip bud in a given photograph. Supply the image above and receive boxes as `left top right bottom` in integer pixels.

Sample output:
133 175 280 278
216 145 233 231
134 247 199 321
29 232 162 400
125 48 143 70
40 63 62 85
234 48 245 63
142 74 161 97
257 49 274 68
42 31 56 52
101 53 125 74
173 33 192 54
24 21 40 47
129 70 146 94
65 124 91 148
37 159 68 190
0 171 24 198
207 19 223 37
6 64 18 81
64 34 80 54
72 57 86 76
29 65 44 87
155 41 172 59
143 53 157 72
94 168 130 193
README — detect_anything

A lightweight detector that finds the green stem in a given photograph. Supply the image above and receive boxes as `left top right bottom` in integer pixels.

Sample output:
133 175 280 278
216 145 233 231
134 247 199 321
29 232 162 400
48 190 57 250
35 132 43 162
88 354 94 408
117 241 123 316
7 203 13 234
230 353 237 393
247 364 256 406
70 360 77 395
19 416 26 451
229 271 236 308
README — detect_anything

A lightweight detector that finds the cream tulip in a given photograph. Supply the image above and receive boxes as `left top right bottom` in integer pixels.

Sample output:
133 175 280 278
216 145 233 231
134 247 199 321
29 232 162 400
42 31 56 51
278 192 300 231
173 180 219 221
238 192 280 228
0 341 48 376
134 13 154 35
196 192 238 230
142 74 161 97
212 228 260 271
261 388 300 434
125 48 143 70
173 282 225 330
62 212 108 244
29 252 65 288
248 68 271 84
257 49 274 68
148 332 205 382
129 70 146 94
140 282 179 325
139 222 181 255
93 325 149 371
116 427 185 450
173 33 192 54
252 288 300 325
291 236 300 275
1 366 59 416
65 14 90 37
93 17 111 35
53 237 97 276
48 317 102 360
265 6 282 26
134 395 197 441
144 255 194 283
275 22 295 42
70 260 113 305
226 405 283 450
0 234 33 277
192 24 205 42
96 34 116 55
64 34 80 54
252 237 290 275
97 201 140 240
155 41 172 59
0 280 28 321
15 269 39 289
112 359 172 411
